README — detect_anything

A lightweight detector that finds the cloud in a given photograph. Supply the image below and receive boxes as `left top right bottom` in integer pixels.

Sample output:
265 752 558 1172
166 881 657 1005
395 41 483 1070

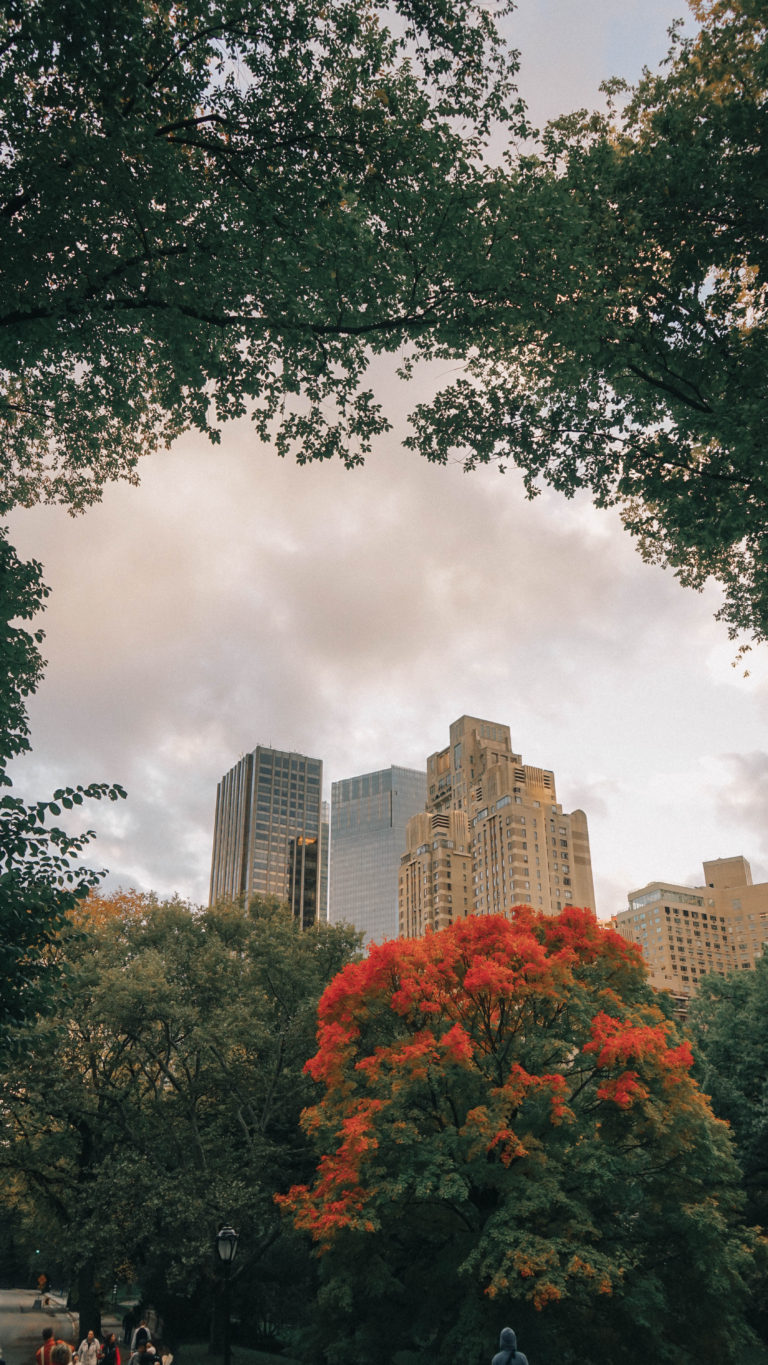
508 0 695 135
709 753 768 883
8 411 754 917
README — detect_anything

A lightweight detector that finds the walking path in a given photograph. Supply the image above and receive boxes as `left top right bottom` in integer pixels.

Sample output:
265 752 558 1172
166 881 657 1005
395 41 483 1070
0 1289 122 1365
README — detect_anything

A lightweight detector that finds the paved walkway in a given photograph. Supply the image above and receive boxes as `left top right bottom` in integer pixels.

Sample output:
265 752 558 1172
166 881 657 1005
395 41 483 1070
0 1289 123 1365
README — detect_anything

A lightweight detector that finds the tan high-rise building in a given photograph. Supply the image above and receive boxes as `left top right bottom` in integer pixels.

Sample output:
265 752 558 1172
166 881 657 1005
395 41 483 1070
615 855 768 1001
398 810 472 937
398 716 596 936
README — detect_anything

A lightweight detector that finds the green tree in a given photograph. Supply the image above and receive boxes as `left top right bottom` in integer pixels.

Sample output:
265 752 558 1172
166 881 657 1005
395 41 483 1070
281 910 764 1365
5 2 768 642
0 527 125 1047
0 891 361 1344
688 958 768 1347
407 0 768 645
0 0 521 512
689 957 768 1233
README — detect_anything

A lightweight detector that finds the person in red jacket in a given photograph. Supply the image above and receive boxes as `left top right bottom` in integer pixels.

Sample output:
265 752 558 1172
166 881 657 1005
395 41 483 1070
37 1330 70 1365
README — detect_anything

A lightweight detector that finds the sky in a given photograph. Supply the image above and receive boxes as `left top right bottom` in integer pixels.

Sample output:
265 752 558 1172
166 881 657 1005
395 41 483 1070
10 0 768 923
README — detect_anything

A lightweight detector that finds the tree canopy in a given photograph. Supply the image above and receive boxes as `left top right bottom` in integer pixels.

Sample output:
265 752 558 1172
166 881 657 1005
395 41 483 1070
689 957 768 1232
3 0 767 639
3 0 767 642
0 528 124 1046
0 892 361 1342
0 0 521 510
688 957 768 1345
407 0 768 645
282 909 764 1365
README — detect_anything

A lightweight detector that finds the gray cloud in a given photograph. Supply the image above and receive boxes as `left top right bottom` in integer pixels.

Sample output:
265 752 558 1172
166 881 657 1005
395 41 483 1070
711 753 768 884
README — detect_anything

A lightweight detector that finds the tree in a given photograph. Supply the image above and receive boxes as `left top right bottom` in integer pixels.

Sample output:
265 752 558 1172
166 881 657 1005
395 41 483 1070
0 892 361 1344
689 957 768 1233
281 909 764 1365
688 960 768 1346
5 3 768 643
406 0 768 646
0 0 522 512
0 527 125 1047
0 526 47 765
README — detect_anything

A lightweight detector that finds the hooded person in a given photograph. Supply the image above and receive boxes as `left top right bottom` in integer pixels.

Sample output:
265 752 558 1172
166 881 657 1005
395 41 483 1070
491 1327 529 1365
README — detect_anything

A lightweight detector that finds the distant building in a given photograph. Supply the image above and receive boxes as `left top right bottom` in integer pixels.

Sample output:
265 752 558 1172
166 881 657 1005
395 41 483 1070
319 800 330 923
615 855 768 1000
330 766 426 943
210 745 324 929
399 715 596 936
398 809 472 937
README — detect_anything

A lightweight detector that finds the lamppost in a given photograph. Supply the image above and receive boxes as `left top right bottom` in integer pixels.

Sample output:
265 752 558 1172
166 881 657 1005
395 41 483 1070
216 1226 239 1365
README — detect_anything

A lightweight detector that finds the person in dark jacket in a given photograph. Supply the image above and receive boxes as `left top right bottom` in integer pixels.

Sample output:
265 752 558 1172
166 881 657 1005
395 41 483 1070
492 1326 529 1365
101 1333 121 1365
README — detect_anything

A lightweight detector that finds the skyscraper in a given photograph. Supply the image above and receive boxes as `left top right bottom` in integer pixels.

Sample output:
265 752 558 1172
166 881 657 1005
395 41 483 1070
398 715 596 935
210 745 324 929
330 766 426 944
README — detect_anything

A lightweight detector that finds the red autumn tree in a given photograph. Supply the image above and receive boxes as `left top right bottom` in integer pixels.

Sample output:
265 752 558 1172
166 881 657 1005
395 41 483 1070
281 909 763 1365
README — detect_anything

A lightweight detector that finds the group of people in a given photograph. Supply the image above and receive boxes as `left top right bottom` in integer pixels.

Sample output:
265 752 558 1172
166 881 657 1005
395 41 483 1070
35 1322 172 1365
31 1314 525 1365
35 1328 119 1365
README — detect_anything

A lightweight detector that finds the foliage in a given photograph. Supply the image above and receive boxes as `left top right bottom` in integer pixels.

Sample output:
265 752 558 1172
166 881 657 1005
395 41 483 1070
688 958 768 1346
0 892 361 1343
0 525 48 767
4 1 767 640
281 909 764 1365
406 0 768 645
0 0 522 512
0 527 125 1046
0 780 125 1039
689 957 768 1232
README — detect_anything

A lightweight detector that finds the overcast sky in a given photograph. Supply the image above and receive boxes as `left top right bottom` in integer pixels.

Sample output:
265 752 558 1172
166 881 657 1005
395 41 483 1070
11 0 767 922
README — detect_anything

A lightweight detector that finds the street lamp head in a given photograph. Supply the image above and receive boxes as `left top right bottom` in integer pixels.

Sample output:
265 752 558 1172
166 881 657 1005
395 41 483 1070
216 1225 239 1264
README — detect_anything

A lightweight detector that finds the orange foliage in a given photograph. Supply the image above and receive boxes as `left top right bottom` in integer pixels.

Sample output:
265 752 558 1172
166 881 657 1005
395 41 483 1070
281 907 706 1284
585 1011 694 1109
68 888 158 930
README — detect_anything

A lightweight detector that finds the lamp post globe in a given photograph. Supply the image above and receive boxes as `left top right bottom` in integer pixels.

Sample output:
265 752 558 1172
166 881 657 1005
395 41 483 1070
216 1226 239 1264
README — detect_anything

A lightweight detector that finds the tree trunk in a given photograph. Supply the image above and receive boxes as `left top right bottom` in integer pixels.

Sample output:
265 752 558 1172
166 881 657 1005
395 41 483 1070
77 1260 102 1342
208 1283 224 1356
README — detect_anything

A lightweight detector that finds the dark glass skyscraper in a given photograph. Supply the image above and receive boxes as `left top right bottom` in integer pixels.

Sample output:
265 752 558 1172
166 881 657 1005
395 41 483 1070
210 745 324 928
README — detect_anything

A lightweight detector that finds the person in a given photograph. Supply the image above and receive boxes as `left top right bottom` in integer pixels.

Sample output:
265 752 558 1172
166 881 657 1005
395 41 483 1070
128 1341 153 1365
121 1316 134 1349
36 1330 56 1365
77 1332 100 1365
101 1334 120 1365
492 1327 529 1365
129 1326 150 1354
51 1347 73 1365
37 1331 71 1365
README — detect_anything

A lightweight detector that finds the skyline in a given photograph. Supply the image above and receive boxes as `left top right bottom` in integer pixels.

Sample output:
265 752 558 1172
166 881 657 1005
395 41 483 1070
9 0 768 923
